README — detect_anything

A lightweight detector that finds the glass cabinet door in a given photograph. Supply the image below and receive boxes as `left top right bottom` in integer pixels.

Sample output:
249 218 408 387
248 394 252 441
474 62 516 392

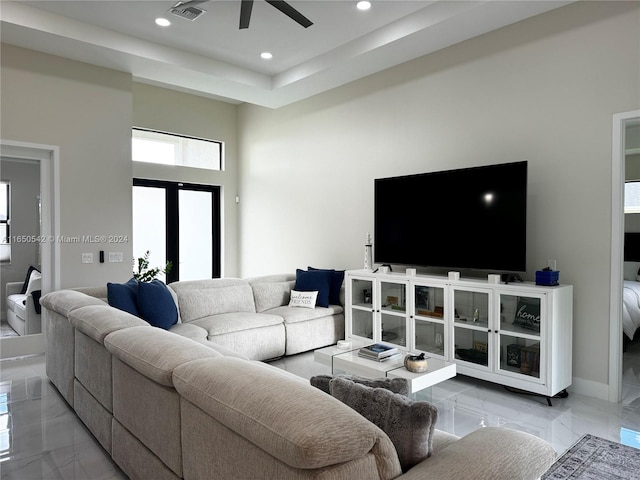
452 287 491 368
414 284 446 357
497 293 544 380
349 278 374 340
379 280 407 347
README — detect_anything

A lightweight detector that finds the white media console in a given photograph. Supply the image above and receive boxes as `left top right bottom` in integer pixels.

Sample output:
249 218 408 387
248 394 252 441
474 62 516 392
344 269 573 402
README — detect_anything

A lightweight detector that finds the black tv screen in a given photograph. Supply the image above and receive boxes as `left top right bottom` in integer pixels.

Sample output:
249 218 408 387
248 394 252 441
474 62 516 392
374 161 527 272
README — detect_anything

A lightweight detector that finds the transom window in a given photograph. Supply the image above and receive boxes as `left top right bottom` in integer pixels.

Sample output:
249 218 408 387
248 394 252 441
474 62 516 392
132 128 223 171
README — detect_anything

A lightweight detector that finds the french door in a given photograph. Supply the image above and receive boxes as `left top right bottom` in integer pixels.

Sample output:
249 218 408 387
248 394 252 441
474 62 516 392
133 179 220 283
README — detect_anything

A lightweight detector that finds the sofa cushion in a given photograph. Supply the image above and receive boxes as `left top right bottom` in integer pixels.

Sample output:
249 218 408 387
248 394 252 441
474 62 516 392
288 290 318 309
107 278 140 317
294 269 333 307
69 305 149 345
308 267 345 305
40 289 106 317
311 374 410 396
189 312 283 336
329 376 438 472
251 280 295 312
265 304 343 324
104 326 222 387
137 280 179 329
170 279 256 321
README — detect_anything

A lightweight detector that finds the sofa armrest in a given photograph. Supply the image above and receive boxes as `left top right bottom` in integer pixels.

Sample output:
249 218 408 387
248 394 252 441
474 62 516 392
398 427 556 480
6 281 23 296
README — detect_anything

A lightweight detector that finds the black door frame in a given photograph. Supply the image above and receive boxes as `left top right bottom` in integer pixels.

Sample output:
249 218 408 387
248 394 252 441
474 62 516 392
133 178 221 282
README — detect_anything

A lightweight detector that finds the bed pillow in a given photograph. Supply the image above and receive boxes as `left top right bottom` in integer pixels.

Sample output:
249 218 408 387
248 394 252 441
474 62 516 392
25 269 42 296
329 377 437 472
623 261 640 281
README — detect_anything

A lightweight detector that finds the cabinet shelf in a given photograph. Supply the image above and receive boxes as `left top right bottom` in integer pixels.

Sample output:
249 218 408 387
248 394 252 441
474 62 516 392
499 323 541 339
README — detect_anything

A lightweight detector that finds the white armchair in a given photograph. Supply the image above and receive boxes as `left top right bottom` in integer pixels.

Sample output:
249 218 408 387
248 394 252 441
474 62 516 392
6 269 42 335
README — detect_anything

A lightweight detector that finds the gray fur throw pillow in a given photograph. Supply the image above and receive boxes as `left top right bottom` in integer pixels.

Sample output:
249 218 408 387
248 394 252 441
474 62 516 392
310 374 410 396
329 376 437 472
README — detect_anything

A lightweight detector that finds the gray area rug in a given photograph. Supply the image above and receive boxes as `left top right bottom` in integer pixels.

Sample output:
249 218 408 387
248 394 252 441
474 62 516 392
542 434 640 479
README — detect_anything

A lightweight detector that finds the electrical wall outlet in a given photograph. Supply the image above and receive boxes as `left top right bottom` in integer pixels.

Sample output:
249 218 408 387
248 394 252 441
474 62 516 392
81 253 93 264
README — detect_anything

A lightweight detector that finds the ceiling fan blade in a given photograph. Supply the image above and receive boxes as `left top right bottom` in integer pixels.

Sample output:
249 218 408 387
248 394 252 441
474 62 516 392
265 1 313 28
240 0 254 29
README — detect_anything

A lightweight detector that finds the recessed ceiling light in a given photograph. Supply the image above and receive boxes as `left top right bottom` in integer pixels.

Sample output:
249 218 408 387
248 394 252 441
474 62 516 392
356 1 371 11
261 52 273 60
155 17 171 27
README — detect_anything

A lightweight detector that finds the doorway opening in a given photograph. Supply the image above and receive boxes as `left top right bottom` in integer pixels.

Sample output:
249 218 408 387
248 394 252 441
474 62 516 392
609 110 640 403
0 140 59 359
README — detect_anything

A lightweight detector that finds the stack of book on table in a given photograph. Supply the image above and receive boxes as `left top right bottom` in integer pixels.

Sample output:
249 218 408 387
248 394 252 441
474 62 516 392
358 343 401 362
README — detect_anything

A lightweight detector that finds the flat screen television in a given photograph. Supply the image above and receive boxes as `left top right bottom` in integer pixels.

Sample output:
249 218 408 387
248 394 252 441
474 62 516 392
374 161 527 273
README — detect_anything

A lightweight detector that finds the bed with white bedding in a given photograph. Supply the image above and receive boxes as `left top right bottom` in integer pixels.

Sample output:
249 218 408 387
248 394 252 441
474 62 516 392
623 279 640 341
623 258 640 343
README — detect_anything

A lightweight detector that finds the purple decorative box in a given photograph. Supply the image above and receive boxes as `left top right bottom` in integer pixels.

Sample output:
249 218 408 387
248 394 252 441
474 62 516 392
535 270 559 286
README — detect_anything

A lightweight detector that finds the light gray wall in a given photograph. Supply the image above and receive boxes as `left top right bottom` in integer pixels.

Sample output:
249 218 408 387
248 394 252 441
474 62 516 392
131 83 239 277
237 1 640 397
0 159 40 319
0 45 134 288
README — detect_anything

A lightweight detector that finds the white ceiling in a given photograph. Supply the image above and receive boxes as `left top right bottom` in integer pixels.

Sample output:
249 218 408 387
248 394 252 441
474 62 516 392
0 0 574 108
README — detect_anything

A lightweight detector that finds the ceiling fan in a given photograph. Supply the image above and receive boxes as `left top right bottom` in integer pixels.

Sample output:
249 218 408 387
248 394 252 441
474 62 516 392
169 0 313 29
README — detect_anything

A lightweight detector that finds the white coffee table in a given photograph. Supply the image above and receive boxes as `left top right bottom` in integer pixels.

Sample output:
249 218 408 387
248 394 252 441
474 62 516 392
314 340 456 394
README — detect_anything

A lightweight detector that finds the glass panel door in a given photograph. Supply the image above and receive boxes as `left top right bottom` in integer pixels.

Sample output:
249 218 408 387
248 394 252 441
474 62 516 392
349 278 374 340
414 284 446 357
498 293 543 380
179 190 212 281
452 287 490 368
133 186 167 281
133 179 220 282
380 280 407 347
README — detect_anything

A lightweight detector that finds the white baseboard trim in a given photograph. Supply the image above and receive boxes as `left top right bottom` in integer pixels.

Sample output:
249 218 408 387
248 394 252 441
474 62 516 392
568 376 610 402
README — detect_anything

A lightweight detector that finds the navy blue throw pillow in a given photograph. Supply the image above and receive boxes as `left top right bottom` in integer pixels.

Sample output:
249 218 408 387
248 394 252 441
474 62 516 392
294 268 333 307
137 279 178 329
107 278 140 317
308 266 345 305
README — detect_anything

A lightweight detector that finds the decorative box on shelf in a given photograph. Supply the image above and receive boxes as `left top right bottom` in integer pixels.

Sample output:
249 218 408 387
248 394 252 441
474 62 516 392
535 270 559 286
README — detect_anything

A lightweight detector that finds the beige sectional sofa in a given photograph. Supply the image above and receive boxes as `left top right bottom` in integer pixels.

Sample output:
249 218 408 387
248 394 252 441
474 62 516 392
40 275 556 480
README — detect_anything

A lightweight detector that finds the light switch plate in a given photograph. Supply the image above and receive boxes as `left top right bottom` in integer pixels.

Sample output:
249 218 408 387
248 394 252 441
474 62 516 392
108 252 123 263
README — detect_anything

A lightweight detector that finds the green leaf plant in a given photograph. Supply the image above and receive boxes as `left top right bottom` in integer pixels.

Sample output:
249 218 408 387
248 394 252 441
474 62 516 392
132 251 173 282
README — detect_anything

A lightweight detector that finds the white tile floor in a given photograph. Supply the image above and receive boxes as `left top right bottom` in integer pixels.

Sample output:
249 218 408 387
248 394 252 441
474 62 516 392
1 345 639 480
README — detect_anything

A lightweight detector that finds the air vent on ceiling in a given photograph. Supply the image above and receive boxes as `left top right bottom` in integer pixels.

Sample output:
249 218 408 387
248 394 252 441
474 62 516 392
168 4 206 21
